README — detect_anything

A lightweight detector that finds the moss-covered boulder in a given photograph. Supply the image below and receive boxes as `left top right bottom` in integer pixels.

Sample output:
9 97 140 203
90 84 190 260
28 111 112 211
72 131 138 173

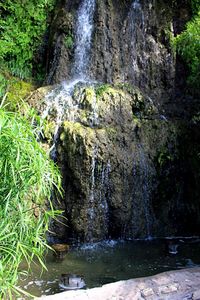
28 82 200 242
47 83 179 241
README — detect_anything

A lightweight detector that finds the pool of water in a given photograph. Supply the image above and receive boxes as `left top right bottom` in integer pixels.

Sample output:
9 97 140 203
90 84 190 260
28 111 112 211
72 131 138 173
19 238 200 298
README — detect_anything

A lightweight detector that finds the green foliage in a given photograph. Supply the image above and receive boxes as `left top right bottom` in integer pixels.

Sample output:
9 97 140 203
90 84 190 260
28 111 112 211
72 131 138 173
157 148 174 167
0 0 56 79
0 73 8 99
64 34 74 49
0 106 62 298
96 84 112 97
192 111 200 124
174 4 200 88
191 0 200 14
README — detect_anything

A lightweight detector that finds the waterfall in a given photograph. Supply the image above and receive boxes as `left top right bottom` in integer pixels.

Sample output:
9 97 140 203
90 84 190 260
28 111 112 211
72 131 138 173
86 146 98 241
126 0 146 86
42 0 96 129
98 161 111 236
42 0 96 157
86 147 111 241
72 0 96 80
132 144 154 239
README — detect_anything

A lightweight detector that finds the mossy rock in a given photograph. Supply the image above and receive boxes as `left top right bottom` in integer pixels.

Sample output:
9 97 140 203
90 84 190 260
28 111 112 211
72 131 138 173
4 77 34 112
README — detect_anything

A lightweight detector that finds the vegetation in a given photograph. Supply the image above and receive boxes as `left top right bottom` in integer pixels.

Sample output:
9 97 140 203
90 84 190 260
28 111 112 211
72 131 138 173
0 0 56 80
174 0 200 88
0 2 63 297
64 34 74 49
0 105 62 298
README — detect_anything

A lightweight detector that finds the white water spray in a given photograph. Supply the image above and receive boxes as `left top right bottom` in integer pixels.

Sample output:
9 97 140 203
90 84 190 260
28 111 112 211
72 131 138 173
42 0 96 130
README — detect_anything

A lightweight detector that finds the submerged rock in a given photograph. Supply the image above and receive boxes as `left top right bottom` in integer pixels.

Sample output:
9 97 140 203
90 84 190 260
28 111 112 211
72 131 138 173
51 244 70 259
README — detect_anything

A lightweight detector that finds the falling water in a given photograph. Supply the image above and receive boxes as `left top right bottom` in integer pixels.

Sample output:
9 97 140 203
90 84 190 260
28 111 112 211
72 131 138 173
86 154 111 241
126 0 146 85
86 146 98 241
132 144 154 239
42 0 96 129
99 161 111 234
72 0 96 80
42 0 96 158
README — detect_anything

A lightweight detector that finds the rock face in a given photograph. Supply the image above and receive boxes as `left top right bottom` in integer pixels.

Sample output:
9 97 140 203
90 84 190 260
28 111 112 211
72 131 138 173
34 0 200 242
37 267 200 300
57 84 165 241
30 82 200 242
46 0 178 106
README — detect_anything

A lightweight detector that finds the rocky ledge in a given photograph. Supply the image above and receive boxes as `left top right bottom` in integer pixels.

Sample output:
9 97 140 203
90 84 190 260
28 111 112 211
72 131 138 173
37 267 200 300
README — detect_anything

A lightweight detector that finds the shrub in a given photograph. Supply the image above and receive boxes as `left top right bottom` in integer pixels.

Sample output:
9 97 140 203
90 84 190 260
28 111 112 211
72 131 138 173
174 2 200 88
0 106 62 298
0 0 56 79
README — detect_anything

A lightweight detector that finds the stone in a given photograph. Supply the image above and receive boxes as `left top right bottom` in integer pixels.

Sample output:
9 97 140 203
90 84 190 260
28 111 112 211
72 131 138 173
36 268 200 300
51 244 70 259
158 283 179 294
28 81 200 242
141 287 154 297
193 290 200 300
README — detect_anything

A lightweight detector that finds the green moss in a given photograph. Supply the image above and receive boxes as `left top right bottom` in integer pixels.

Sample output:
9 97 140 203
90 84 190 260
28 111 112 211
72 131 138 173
43 120 56 141
62 121 97 156
132 115 142 127
63 121 95 140
64 34 74 49
157 149 174 167
95 84 125 101
2 76 34 111
192 112 200 124
105 126 117 139
96 84 112 97
85 87 96 104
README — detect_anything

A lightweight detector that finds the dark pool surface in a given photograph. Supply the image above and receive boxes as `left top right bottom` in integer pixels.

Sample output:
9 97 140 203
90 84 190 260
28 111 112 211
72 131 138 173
19 238 200 297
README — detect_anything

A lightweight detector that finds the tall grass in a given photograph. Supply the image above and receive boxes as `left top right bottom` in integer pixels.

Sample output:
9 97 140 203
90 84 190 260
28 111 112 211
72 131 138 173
0 107 62 298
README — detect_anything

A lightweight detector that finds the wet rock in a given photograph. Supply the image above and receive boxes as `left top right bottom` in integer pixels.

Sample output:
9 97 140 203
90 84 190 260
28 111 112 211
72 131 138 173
36 268 200 300
45 0 179 109
28 81 200 242
45 83 177 241
28 79 200 242
51 244 70 259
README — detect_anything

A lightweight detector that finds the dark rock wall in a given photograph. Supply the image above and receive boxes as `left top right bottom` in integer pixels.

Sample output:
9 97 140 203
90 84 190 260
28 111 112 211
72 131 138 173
46 0 177 105
40 0 200 242
91 0 175 106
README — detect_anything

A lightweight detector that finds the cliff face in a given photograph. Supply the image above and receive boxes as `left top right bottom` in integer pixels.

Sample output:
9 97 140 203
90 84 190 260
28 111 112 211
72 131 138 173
46 0 177 105
34 0 200 242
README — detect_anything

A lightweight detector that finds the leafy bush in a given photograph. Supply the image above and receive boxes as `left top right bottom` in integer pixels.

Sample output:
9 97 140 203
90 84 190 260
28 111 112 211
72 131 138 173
0 106 62 298
174 2 200 88
0 0 56 79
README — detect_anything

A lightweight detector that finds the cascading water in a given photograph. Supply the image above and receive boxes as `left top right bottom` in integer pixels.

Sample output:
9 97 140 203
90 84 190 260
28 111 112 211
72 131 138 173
132 144 154 239
72 0 96 80
42 0 96 132
42 0 110 242
44 0 160 242
98 161 111 234
42 0 96 160
127 0 146 86
86 145 111 241
86 146 98 242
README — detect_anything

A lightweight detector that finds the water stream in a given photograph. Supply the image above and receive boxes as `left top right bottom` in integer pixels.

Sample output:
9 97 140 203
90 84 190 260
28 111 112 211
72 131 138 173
42 0 96 135
127 0 146 85
131 144 154 239
72 0 96 80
